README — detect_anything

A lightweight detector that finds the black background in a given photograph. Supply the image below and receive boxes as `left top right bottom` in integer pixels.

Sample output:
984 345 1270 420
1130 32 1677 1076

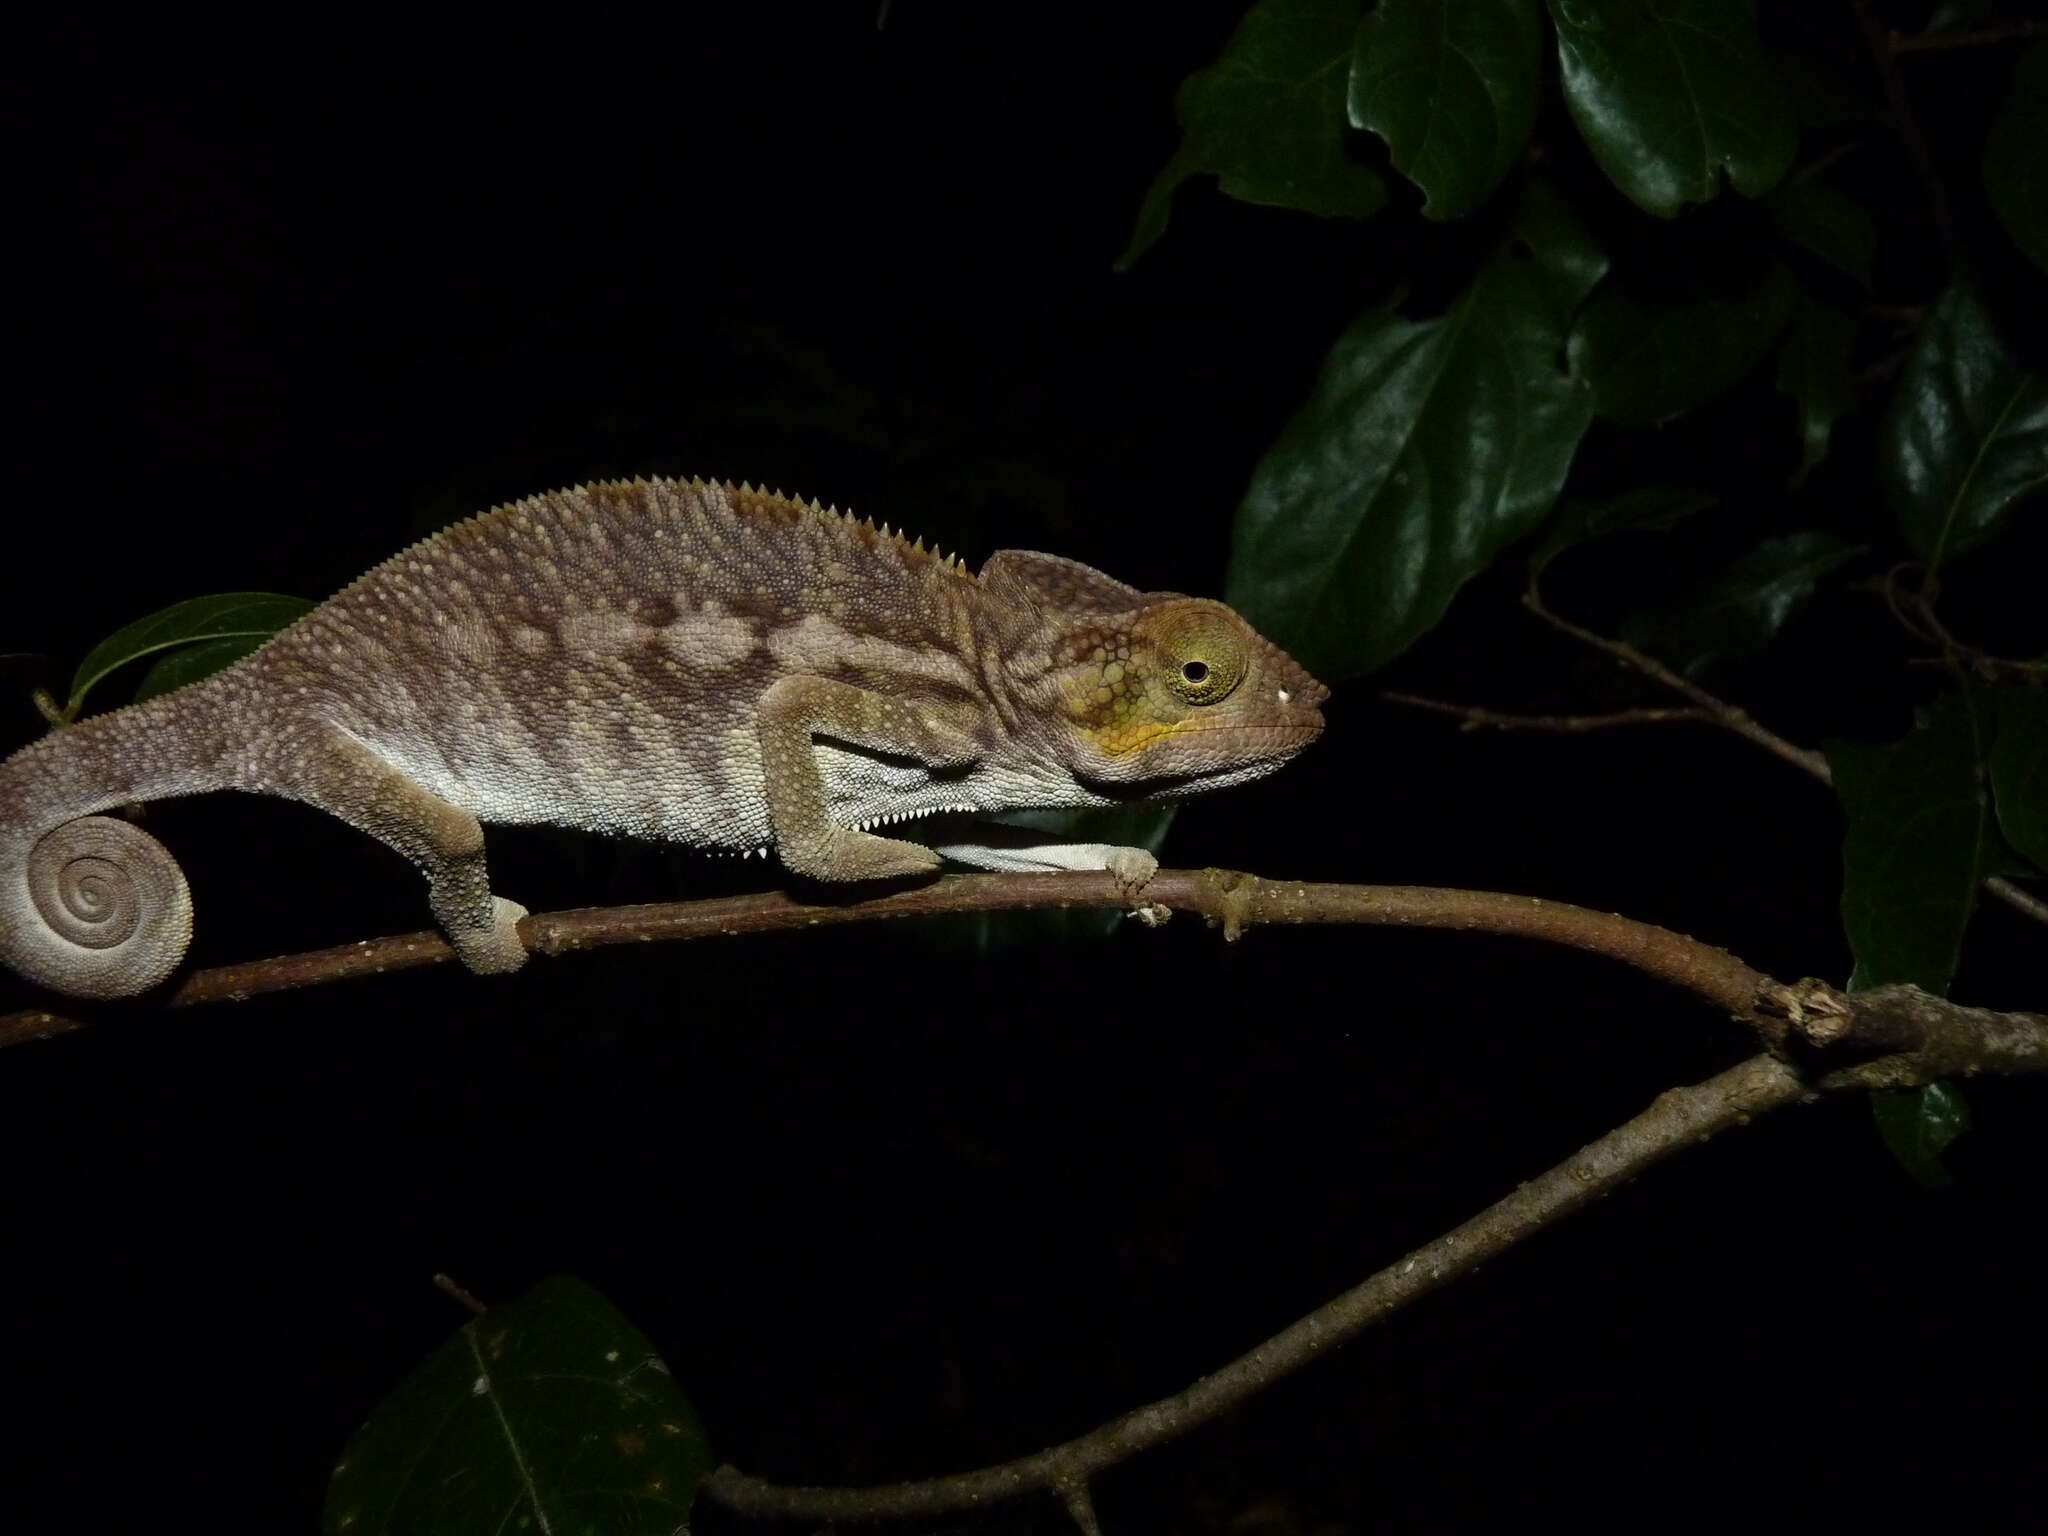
3 6 2042 1533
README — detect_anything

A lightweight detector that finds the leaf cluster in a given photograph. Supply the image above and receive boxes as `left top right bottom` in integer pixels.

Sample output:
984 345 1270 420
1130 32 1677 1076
1124 0 2043 1177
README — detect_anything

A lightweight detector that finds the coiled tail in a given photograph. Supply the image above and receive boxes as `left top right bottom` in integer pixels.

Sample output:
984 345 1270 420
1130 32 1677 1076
0 676 244 999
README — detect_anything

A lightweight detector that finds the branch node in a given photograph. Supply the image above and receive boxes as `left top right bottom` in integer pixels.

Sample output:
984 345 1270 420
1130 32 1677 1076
1754 977 1856 1054
1210 869 1258 943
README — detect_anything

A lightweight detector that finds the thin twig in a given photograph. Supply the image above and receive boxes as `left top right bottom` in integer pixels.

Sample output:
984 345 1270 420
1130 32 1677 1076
1383 690 1717 735
0 1008 88 1048
1890 20 2046 53
1875 565 2048 684
0 870 1769 1042
1787 140 1861 188
433 1274 488 1317
1515 590 2047 931
1854 1 1963 271
1986 876 2048 927
1520 590 1833 782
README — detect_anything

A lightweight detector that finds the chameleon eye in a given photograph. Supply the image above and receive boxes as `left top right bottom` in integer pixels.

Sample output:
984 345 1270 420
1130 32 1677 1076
1156 607 1246 706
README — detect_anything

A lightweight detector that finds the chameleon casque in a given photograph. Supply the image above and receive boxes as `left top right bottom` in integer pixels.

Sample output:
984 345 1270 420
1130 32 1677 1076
1 478 1327 999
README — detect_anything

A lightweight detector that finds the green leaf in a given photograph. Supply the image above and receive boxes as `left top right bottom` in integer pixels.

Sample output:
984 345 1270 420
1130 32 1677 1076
64 593 312 720
1570 259 1798 427
1774 296 1859 489
1768 180 1877 289
1526 485 1718 584
1621 529 1861 678
1120 0 1386 268
1347 0 1542 221
1547 0 1796 218
324 1276 712 1536
1880 282 2048 573
1990 685 2048 873
1828 690 1994 995
129 634 275 703
1983 40 2048 276
1228 180 1605 679
1872 1082 1972 1190
1922 0 2006 34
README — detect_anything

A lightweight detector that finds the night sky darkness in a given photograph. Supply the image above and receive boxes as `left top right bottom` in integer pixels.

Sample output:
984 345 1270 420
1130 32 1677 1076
3 8 2042 1533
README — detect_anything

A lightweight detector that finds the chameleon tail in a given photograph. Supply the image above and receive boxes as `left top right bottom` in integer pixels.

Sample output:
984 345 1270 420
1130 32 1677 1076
0 674 246 999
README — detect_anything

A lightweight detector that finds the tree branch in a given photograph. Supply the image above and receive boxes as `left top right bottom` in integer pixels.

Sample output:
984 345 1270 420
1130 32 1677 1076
703 974 2048 1525
704 1055 1809 1522
9 872 2037 1524
0 870 1768 1044
1754 975 2048 1082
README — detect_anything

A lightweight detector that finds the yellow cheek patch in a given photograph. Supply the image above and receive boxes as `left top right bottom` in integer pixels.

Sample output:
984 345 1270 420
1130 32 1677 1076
1066 678 1193 757
1067 663 1158 756
1089 719 1181 757
1065 635 1202 757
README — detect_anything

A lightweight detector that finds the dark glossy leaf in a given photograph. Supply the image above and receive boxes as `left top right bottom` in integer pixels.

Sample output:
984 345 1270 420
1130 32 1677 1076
1120 0 1385 268
1570 259 1798 427
1526 485 1718 584
324 1276 712 1536
1775 296 1859 489
1990 684 2047 873
130 634 274 703
1229 181 1605 679
1768 180 1876 289
1922 0 2006 34
1983 40 2048 275
1872 1082 1972 1190
1510 168 1613 319
1621 529 1861 678
1548 0 1796 218
1347 0 1542 220
65 593 312 720
1984 821 2043 881
1828 690 1993 995
1880 282 2048 572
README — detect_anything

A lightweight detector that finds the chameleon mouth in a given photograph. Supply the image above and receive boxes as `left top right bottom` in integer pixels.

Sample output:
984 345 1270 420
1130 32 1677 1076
853 803 979 832
1068 754 1301 802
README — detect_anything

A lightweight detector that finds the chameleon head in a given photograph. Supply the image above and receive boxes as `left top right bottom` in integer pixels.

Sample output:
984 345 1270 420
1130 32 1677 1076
1047 597 1328 792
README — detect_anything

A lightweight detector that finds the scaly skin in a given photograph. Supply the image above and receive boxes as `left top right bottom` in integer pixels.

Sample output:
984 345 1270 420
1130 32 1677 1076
1 478 1327 997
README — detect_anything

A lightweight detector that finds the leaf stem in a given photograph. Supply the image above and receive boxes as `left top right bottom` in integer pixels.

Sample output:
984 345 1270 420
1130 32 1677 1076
1852 1 1963 271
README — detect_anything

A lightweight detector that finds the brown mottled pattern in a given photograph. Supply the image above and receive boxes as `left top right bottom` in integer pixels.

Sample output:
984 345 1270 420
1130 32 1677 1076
245 479 990 847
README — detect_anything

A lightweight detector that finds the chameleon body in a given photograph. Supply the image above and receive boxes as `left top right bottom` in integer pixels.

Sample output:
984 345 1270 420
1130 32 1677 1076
1 478 1327 998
